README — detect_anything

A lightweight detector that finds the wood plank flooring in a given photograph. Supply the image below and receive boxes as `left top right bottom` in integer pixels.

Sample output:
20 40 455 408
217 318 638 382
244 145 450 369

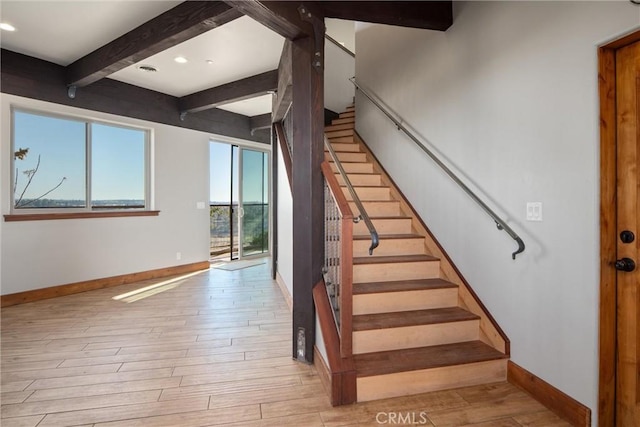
1 260 569 426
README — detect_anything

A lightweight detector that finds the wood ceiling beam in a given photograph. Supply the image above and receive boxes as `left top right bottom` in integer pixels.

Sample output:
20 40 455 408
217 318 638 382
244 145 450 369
66 1 242 88
2 49 268 144
250 113 272 133
224 1 319 40
321 1 453 31
179 70 277 114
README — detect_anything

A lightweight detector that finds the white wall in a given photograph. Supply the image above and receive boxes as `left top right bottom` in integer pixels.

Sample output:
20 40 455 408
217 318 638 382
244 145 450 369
355 1 639 422
1 94 212 295
324 31 356 114
276 144 293 298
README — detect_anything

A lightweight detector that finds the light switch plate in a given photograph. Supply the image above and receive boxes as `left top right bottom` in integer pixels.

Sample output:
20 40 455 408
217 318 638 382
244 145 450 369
196 202 205 209
526 202 542 221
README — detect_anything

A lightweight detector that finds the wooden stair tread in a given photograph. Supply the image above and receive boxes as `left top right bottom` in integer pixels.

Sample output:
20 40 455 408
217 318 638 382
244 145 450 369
357 216 411 220
353 307 479 331
353 278 457 295
355 341 507 377
353 233 422 241
335 173 379 177
353 254 438 265
340 185 389 189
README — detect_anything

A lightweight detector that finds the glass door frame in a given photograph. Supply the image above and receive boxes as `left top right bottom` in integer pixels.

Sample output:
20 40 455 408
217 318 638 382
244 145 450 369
237 145 270 260
210 135 271 262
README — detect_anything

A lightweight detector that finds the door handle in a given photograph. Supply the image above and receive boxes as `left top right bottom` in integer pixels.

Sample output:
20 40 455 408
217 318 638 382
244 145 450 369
239 207 245 218
615 258 636 272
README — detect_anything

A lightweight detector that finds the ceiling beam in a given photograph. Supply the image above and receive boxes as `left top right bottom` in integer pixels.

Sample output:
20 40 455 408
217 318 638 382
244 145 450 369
179 70 278 114
66 1 242 88
224 1 319 39
250 113 272 133
321 1 453 31
2 49 269 144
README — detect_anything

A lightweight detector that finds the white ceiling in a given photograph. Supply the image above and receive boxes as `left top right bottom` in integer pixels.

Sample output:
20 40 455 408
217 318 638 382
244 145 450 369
0 1 183 65
109 16 284 98
0 1 354 117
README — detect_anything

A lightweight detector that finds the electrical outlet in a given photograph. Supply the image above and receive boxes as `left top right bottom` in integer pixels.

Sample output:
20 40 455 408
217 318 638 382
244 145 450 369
526 202 543 221
176 252 182 260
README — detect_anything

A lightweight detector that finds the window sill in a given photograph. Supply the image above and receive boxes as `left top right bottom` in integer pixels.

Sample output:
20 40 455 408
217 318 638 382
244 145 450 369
4 210 160 222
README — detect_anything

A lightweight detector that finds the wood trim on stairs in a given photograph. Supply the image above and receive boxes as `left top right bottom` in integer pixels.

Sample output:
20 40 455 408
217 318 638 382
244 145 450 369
274 121 293 191
353 131 510 356
312 280 357 406
507 361 591 427
1 260 211 307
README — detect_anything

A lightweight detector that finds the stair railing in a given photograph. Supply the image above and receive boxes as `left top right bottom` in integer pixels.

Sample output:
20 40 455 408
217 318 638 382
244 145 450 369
349 77 525 260
324 135 379 256
325 34 355 58
321 160 354 357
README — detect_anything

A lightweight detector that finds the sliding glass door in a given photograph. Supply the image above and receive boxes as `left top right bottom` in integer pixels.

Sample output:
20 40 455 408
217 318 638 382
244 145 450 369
239 147 269 258
210 141 269 261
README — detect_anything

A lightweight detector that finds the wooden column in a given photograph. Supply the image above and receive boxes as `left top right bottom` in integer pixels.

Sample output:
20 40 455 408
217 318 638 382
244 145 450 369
291 35 324 363
271 124 279 281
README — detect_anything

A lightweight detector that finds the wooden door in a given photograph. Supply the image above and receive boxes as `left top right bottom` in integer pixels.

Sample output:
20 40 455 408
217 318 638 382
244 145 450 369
615 39 640 426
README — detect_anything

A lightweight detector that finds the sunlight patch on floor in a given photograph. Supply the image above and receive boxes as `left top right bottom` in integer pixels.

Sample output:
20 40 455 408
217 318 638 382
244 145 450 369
112 268 210 303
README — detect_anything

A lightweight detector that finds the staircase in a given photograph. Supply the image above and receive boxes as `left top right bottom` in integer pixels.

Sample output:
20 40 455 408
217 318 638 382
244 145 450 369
324 104 509 402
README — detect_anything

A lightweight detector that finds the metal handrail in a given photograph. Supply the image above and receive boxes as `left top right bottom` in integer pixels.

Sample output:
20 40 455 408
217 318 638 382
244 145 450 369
324 135 379 255
349 77 525 260
325 34 355 58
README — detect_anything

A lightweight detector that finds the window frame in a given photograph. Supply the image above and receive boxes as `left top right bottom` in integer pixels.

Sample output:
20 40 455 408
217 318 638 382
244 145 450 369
9 106 153 217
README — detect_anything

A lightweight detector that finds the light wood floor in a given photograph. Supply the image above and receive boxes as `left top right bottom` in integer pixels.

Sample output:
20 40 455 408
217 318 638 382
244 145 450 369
1 260 570 427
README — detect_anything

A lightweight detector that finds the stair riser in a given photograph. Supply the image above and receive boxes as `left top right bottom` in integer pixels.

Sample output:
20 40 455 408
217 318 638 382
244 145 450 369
353 288 458 315
342 187 391 201
330 143 361 152
354 218 412 235
332 117 355 126
330 163 373 174
356 359 507 402
340 111 355 119
353 238 425 257
337 174 381 186
353 320 479 354
326 129 354 138
328 136 355 144
349 202 401 217
353 261 439 283
325 152 368 163
325 123 354 132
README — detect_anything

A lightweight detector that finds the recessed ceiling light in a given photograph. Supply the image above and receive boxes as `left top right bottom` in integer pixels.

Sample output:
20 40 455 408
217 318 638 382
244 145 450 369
137 64 158 73
206 59 214 65
0 23 16 32
174 56 188 64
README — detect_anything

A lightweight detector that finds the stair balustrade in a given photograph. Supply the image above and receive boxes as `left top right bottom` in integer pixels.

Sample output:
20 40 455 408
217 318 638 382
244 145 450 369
321 160 355 357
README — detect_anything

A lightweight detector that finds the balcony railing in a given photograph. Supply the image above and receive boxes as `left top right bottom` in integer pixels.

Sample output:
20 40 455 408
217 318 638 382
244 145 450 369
210 203 268 258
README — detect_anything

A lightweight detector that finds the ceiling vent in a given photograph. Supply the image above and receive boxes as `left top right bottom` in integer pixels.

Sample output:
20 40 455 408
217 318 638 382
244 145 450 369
137 64 158 73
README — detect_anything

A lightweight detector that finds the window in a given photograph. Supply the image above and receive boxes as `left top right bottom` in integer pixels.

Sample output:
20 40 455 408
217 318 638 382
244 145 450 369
11 109 149 212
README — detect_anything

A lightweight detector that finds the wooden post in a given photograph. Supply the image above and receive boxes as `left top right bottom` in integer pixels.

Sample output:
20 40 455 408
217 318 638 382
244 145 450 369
291 34 324 363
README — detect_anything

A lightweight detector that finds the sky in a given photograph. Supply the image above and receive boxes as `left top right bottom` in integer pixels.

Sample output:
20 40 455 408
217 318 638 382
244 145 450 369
13 111 145 203
13 111 267 206
210 141 268 204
